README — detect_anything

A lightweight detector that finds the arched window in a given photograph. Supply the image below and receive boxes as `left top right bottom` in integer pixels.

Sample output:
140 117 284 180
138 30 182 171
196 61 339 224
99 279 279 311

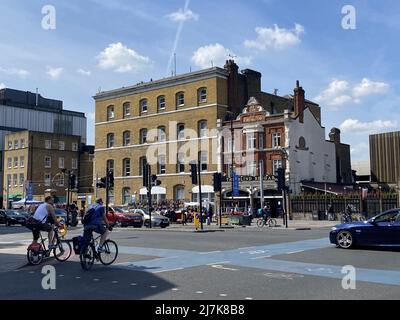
123 131 131 146
158 126 166 142
107 133 114 148
123 102 131 118
140 129 148 144
106 159 114 173
176 92 185 107
107 105 115 121
177 123 185 140
198 87 207 104
139 157 147 176
174 185 185 201
198 120 207 138
157 95 166 112
123 158 131 177
122 187 131 205
140 99 148 114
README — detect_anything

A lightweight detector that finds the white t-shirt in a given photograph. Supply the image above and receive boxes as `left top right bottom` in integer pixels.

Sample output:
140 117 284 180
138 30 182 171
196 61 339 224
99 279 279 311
33 203 49 224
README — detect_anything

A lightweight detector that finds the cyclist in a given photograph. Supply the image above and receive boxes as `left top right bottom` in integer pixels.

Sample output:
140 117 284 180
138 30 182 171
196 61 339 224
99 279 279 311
28 196 61 249
262 205 272 223
82 198 111 253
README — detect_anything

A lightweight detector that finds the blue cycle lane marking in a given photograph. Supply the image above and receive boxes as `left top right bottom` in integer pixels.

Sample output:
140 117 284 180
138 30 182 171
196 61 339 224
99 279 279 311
113 238 400 286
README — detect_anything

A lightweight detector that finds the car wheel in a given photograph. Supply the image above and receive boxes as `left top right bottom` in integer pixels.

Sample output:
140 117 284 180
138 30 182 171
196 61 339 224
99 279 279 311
336 230 354 249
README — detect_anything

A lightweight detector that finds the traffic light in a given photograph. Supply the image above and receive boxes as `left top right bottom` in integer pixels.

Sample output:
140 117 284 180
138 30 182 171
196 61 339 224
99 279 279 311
143 164 149 187
213 172 222 192
69 174 77 189
97 177 106 189
108 170 114 189
277 167 286 191
190 163 198 185
151 175 162 186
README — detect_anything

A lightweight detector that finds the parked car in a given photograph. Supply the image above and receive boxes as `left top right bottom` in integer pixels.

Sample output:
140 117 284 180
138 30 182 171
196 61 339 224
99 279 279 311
0 210 29 226
134 209 170 228
330 209 400 249
108 206 143 228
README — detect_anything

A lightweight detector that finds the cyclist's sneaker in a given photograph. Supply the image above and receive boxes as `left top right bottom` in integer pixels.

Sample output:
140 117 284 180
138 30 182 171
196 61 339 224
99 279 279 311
48 244 57 250
97 246 105 253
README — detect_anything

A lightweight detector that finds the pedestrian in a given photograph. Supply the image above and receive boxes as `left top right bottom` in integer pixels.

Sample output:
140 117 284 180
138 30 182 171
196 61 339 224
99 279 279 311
181 209 187 226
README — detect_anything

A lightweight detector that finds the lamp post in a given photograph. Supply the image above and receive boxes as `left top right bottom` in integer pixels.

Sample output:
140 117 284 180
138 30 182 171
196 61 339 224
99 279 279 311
301 187 305 218
344 187 347 211
379 185 383 213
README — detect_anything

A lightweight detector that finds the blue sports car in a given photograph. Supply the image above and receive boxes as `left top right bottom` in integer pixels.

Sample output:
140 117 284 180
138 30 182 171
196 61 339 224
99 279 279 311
330 209 400 249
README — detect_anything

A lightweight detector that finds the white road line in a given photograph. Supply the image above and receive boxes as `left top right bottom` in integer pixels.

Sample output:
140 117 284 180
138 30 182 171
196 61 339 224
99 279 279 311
219 294 227 297
286 250 305 254
245 297 253 300
206 261 230 266
171 288 179 291
150 285 158 288
238 247 256 250
195 291 203 294
112 281 118 284
211 265 238 271
153 267 184 274
130 283 137 286
75 277 81 279
251 255 272 260
199 251 221 255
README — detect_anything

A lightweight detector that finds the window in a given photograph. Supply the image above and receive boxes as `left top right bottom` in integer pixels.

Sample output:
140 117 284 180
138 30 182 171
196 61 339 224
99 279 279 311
44 156 51 168
13 157 18 168
259 134 264 149
72 142 78 152
227 137 233 153
14 140 18 149
45 140 52 149
7 175 11 187
272 132 281 148
158 155 166 174
59 141 65 151
20 156 24 168
123 158 131 177
140 99 148 114
19 173 24 187
247 133 256 150
7 158 12 169
13 174 18 187
123 102 131 118
199 151 208 171
158 126 166 142
8 141 12 150
59 157 65 169
20 139 25 148
273 159 283 176
58 174 65 187
106 159 114 173
176 92 185 107
72 158 78 170
139 157 147 176
107 133 115 148
107 105 115 121
44 174 51 187
174 185 185 201
177 123 185 140
198 88 207 104
198 120 207 138
123 131 131 146
247 161 257 176
140 129 148 144
157 96 166 111
122 187 131 205
177 153 185 173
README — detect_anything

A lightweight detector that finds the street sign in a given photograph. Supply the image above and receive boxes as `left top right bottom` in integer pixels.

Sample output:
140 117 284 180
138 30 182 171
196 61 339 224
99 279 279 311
233 173 240 196
26 182 33 201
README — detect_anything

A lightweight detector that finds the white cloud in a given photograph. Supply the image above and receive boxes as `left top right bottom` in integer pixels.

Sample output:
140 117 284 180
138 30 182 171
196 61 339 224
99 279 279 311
0 67 30 79
244 24 305 50
0 83 5 89
340 119 398 134
77 69 91 76
97 42 151 73
352 78 390 98
167 8 199 22
350 142 369 157
191 43 252 69
46 66 64 80
315 78 390 108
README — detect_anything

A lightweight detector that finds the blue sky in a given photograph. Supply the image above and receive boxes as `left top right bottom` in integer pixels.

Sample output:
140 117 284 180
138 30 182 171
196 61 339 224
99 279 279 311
0 0 399 162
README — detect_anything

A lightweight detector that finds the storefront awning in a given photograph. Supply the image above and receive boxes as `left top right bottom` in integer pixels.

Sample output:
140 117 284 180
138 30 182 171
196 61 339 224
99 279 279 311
139 186 166 195
192 185 214 193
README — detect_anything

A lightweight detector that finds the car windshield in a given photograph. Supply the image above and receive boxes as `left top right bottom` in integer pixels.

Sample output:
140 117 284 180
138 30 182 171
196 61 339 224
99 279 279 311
374 210 400 223
114 207 129 213
6 210 23 216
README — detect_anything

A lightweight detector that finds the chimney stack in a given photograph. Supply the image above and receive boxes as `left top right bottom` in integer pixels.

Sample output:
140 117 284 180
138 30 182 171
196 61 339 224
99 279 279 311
294 80 305 123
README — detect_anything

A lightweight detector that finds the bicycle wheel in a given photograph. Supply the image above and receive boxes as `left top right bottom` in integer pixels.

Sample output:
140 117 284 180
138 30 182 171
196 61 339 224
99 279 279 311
268 219 277 228
80 245 95 271
54 240 72 262
99 240 118 266
27 249 44 265
256 219 265 228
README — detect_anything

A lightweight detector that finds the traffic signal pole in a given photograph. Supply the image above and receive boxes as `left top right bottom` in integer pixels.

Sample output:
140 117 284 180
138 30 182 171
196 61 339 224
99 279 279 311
198 159 203 231
105 168 109 220
66 170 71 225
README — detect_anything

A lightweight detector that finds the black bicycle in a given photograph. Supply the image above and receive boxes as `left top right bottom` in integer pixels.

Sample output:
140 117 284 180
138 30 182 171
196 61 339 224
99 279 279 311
79 233 118 271
27 227 72 265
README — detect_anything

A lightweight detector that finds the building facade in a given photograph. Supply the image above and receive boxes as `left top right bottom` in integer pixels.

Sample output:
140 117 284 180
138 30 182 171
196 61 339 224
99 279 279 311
2 131 93 208
0 88 87 207
370 131 400 185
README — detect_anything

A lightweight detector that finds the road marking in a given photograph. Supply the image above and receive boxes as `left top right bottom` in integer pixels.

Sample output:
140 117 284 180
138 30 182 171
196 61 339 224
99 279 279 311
150 285 158 288
130 283 137 286
171 288 179 291
195 291 203 294
199 251 221 255
206 261 230 266
75 277 81 279
238 247 256 250
211 265 238 271
251 255 272 260
153 267 184 274
245 297 253 300
112 281 118 284
219 294 227 297
287 250 305 254
59 275 64 277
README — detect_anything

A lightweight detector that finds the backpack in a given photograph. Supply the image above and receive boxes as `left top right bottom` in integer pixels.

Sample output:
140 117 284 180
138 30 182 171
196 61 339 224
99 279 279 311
82 206 97 226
